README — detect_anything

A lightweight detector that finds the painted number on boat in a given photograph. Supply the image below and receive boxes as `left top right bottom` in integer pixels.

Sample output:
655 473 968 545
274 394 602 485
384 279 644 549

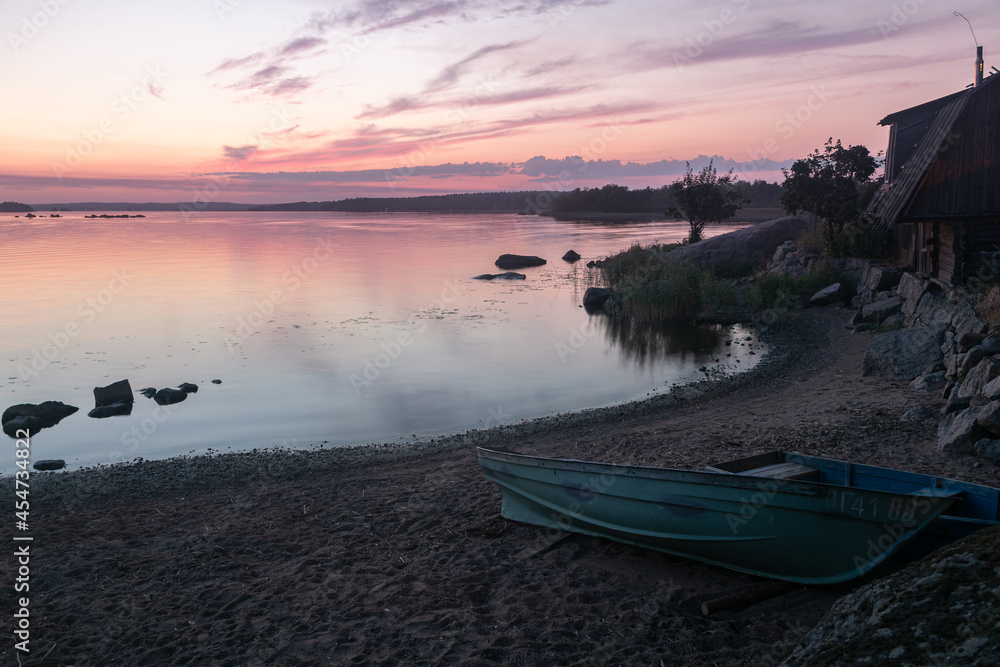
827 490 878 518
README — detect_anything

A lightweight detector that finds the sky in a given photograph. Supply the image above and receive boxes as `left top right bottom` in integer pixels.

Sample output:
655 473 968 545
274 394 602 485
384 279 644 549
1 0 997 204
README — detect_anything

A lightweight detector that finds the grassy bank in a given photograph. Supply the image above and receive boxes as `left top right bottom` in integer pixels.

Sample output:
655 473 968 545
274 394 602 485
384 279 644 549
594 242 849 324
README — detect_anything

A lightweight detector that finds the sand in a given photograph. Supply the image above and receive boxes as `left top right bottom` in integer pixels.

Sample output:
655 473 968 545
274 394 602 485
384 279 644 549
4 307 999 666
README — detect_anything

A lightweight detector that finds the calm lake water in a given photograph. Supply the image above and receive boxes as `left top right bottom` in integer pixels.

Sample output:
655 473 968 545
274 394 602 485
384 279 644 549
0 212 762 472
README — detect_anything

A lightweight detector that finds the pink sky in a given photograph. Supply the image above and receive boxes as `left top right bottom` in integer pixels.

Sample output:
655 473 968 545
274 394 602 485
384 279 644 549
1 0 997 204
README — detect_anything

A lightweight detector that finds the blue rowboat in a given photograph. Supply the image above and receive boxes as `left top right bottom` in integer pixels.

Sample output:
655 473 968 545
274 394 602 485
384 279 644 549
477 448 964 584
708 451 1000 560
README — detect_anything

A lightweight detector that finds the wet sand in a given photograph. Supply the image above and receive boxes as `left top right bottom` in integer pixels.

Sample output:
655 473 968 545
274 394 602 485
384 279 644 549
4 307 998 666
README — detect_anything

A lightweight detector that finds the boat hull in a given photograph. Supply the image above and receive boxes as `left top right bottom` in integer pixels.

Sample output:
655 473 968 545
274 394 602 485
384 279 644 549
478 448 957 585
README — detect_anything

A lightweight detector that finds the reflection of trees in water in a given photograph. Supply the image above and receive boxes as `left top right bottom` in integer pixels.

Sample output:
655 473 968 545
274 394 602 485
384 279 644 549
599 316 725 366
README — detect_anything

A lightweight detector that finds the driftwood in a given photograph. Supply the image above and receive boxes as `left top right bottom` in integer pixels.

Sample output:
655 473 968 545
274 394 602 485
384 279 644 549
700 581 797 616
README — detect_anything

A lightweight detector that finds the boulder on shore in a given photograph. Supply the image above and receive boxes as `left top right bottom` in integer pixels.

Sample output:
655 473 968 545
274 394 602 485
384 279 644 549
781 526 1000 666
664 216 807 273
809 282 846 306
33 460 66 471
495 254 547 270
862 324 946 381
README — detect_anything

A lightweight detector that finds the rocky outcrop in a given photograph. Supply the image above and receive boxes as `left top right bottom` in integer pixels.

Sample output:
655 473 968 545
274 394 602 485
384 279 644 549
781 527 1000 666
562 250 581 262
2 401 79 437
861 296 902 323
495 254 546 270
664 216 807 273
937 406 985 453
862 324 946 380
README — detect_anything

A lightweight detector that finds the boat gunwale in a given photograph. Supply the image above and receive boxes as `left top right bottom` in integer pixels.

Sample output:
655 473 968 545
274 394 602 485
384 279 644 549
476 447 960 501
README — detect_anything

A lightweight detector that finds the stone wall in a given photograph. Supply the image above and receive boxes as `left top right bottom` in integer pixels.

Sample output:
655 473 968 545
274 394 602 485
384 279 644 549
853 267 1000 462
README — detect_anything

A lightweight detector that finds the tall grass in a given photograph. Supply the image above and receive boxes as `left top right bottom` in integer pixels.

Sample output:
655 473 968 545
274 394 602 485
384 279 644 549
595 243 852 323
597 243 740 322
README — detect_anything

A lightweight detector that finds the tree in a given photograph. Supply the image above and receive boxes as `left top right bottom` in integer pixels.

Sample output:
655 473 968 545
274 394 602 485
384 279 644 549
780 138 881 249
666 161 744 244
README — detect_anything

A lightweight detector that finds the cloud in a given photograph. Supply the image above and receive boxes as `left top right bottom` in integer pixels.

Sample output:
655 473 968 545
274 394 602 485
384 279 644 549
223 146 258 161
279 36 327 56
425 41 525 92
516 154 792 182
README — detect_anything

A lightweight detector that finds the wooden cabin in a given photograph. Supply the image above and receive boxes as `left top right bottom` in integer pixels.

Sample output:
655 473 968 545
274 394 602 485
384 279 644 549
867 54 1000 284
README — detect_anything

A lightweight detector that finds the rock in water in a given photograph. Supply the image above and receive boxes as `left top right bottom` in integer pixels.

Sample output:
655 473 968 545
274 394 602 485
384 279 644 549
3 416 45 438
94 379 134 407
33 460 66 471
179 382 198 393
473 272 526 280
211 379 222 384
495 254 546 270
154 388 188 405
139 388 157 399
562 250 581 262
88 402 134 419
582 287 615 312
2 401 79 437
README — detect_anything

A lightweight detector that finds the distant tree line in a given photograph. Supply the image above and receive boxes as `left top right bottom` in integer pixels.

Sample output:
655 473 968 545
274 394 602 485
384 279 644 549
1 201 33 212
550 180 782 215
248 181 784 216
251 191 555 213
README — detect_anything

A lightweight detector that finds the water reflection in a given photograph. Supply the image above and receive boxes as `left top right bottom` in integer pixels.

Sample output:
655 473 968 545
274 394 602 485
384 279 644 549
598 316 727 367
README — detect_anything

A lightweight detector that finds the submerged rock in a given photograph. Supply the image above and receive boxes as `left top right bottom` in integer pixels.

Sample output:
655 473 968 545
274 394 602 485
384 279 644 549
473 272 526 280
88 402 133 419
495 254 546 270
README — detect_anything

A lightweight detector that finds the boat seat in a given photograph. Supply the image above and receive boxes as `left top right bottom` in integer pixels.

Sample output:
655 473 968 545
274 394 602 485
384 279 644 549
739 462 820 481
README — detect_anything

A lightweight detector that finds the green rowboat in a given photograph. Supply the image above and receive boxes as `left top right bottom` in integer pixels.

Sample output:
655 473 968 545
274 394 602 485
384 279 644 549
477 448 960 584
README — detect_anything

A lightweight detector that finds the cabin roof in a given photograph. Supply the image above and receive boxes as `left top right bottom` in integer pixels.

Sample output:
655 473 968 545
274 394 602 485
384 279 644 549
866 73 1000 232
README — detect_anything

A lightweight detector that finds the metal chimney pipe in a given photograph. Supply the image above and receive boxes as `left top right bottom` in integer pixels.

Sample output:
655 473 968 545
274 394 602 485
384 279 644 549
976 46 984 87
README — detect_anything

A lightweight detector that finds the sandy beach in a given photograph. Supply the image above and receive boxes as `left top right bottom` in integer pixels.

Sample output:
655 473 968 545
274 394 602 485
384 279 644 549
5 307 999 666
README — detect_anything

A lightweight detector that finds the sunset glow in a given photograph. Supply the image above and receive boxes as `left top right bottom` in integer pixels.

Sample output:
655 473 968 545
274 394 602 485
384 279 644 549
3 0 998 203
